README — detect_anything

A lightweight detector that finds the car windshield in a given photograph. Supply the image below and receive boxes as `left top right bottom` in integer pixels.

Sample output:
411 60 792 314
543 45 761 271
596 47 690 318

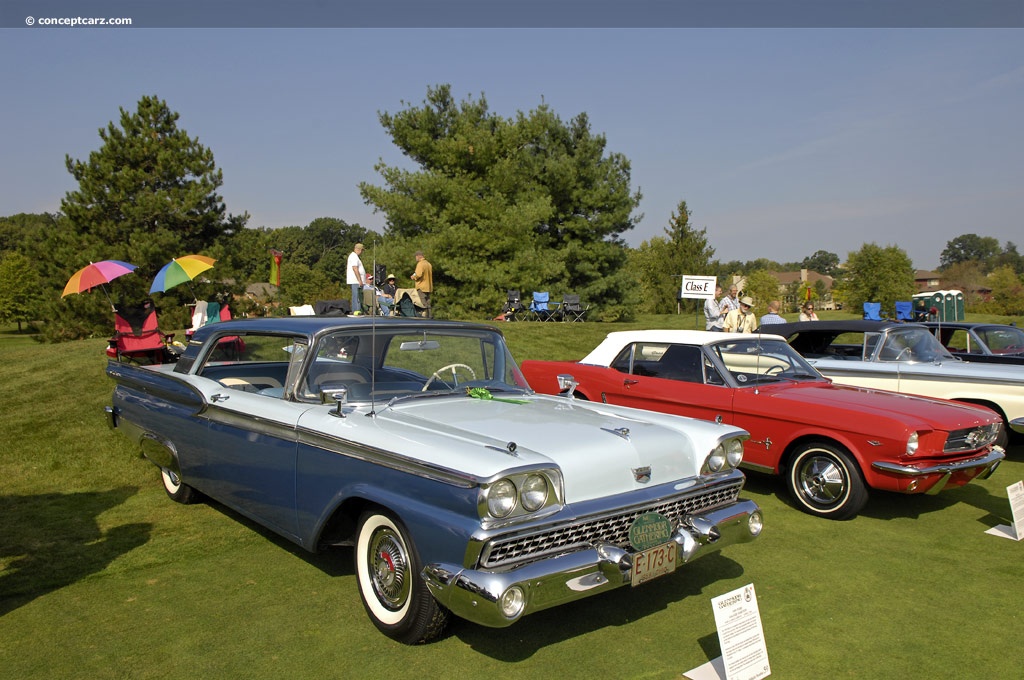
305 327 531 403
711 338 823 386
977 325 1024 354
877 327 956 363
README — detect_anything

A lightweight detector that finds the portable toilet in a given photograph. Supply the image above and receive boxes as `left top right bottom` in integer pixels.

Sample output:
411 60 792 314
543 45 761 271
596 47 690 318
944 290 965 320
913 291 944 320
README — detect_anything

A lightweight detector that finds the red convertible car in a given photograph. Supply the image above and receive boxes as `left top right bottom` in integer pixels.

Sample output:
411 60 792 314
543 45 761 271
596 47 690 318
521 330 1005 519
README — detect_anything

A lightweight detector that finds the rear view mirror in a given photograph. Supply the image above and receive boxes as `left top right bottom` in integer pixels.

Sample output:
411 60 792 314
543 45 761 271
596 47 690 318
399 340 440 351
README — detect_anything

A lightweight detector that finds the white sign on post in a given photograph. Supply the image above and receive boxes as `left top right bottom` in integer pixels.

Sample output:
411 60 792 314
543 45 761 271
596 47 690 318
987 480 1024 541
680 275 717 300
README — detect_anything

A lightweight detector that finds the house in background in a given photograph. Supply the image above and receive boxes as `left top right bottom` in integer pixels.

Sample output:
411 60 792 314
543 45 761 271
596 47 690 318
771 268 836 309
728 269 836 311
915 270 942 292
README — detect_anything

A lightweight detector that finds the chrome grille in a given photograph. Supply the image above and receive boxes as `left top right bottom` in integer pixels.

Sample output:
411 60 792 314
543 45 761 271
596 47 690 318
945 424 1000 453
480 482 742 569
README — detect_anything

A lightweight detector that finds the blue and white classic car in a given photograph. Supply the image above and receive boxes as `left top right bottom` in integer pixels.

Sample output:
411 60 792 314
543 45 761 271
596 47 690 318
105 317 762 644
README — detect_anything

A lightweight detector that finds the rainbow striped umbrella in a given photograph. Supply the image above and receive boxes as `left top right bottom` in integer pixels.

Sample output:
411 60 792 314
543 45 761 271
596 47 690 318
149 255 216 295
62 260 138 310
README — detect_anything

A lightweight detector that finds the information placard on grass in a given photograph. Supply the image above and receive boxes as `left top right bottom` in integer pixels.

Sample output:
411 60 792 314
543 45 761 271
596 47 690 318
686 583 770 680
986 480 1024 541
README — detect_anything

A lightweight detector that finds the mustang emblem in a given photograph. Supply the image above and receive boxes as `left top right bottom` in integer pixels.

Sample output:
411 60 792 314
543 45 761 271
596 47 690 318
632 466 652 483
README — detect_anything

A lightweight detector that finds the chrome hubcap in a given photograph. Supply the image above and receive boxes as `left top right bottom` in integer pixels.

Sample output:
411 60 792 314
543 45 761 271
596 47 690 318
368 528 409 610
799 456 846 504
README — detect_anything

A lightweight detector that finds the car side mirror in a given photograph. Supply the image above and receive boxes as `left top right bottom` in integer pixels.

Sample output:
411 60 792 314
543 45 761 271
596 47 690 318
322 385 349 417
556 374 578 398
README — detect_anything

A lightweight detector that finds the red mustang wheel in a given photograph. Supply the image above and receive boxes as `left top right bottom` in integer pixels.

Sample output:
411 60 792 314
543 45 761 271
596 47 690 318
787 443 868 520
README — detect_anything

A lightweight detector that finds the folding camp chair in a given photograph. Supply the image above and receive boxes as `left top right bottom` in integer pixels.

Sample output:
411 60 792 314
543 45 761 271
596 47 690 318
500 290 525 321
863 302 882 321
361 286 395 316
106 303 175 364
395 289 428 317
528 292 554 321
894 301 913 321
558 294 589 322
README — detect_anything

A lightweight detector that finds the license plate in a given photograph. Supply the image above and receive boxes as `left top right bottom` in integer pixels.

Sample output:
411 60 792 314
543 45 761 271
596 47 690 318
631 541 677 586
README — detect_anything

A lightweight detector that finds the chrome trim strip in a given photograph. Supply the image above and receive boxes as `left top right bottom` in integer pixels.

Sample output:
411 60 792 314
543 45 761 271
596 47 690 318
740 461 775 474
296 425 481 489
200 404 482 489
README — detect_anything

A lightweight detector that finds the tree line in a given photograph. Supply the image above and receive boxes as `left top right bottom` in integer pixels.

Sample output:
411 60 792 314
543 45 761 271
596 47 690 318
1 90 1020 338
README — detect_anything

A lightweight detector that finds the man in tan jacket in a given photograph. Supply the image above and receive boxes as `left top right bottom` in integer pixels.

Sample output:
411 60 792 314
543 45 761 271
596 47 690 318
411 250 433 318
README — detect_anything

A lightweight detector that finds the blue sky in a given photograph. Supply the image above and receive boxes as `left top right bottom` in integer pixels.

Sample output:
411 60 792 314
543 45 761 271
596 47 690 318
2 27 1021 269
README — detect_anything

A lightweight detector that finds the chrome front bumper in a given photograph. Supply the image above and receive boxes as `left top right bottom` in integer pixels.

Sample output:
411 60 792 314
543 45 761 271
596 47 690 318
871 448 1005 495
422 499 762 629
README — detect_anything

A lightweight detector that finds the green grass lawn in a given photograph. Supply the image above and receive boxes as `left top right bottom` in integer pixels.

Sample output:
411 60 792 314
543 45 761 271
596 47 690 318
2 318 1022 679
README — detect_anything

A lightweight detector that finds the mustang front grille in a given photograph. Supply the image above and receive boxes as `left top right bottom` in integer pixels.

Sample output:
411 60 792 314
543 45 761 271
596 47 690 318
944 424 1000 454
479 481 742 570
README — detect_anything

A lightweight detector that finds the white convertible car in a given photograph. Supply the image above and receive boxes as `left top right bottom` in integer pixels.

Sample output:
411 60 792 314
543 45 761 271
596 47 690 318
772 320 1024 442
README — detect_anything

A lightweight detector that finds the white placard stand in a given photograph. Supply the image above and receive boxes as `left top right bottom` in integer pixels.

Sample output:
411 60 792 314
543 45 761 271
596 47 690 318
685 584 770 680
986 480 1024 541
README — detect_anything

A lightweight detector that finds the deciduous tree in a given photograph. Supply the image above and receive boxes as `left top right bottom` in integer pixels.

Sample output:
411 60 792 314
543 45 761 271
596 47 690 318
939 234 1001 272
834 243 915 311
801 250 840 277
743 270 782 311
0 252 43 331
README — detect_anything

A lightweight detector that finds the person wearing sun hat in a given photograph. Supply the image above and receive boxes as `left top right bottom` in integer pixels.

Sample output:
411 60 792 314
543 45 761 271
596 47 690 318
723 296 758 333
375 273 397 315
381 273 397 299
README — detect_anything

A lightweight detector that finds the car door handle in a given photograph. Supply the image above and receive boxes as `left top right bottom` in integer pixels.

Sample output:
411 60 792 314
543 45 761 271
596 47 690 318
623 379 639 386
211 393 230 403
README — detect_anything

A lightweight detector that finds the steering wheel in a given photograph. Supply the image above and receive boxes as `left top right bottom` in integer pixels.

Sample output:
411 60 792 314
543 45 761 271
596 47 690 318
764 365 786 376
422 363 477 391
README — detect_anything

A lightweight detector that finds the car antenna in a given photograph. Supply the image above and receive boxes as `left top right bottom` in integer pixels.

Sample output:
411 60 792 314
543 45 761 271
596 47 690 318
367 239 378 418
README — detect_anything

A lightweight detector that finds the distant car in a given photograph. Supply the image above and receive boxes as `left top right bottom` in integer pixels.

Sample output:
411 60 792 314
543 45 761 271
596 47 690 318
770 320 1024 442
105 317 762 644
923 321 1024 365
520 330 1004 520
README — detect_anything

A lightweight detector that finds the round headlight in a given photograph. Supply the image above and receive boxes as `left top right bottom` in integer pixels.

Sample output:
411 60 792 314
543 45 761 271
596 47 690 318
707 444 726 472
906 432 919 456
726 438 744 468
520 474 549 512
487 478 517 518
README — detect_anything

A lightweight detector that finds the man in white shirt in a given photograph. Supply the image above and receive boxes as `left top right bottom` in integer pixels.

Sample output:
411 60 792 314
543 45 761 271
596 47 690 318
347 243 366 314
704 285 725 331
